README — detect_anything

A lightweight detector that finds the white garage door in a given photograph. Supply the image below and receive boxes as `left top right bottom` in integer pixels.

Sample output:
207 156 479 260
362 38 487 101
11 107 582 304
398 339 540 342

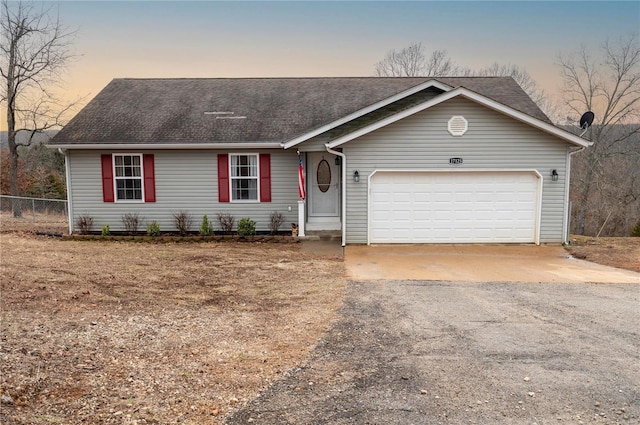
370 171 540 244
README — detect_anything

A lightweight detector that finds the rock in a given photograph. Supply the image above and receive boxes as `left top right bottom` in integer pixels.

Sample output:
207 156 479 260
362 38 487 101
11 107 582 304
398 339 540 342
1 395 13 405
524 376 530 382
420 390 428 395
528 392 535 397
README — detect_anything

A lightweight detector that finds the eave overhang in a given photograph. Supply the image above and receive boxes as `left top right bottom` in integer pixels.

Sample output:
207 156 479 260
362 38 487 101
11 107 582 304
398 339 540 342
48 142 283 150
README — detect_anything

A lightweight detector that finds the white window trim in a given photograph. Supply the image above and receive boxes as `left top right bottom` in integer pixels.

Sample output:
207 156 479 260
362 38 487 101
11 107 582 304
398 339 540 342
229 153 261 203
113 153 145 203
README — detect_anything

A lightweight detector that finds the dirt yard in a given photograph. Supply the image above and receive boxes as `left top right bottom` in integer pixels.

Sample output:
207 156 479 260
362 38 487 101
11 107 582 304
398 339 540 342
1 216 637 424
0 232 345 424
566 235 640 273
0 213 68 235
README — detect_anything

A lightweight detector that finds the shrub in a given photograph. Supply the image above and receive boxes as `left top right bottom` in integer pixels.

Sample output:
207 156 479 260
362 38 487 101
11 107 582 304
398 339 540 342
146 221 161 237
217 212 235 233
122 213 142 234
631 218 640 237
200 214 214 236
270 211 285 234
173 210 193 235
76 215 94 235
101 225 111 236
237 217 256 237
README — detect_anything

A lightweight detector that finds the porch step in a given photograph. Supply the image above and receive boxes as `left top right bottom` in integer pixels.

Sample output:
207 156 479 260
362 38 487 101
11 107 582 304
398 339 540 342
302 230 341 242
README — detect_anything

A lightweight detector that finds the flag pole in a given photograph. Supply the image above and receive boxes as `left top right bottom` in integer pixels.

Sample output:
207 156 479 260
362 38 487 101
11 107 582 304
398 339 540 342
297 150 306 237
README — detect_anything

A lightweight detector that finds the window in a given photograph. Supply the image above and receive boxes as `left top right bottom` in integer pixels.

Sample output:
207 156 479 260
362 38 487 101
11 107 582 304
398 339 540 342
218 153 270 203
230 154 258 201
114 154 143 201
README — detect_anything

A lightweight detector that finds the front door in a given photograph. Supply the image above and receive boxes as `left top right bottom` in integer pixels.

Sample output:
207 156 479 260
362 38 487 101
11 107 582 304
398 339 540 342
307 152 340 229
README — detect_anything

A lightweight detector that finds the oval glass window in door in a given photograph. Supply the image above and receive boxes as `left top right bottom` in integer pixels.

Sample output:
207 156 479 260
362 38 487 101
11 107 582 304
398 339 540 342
317 159 332 193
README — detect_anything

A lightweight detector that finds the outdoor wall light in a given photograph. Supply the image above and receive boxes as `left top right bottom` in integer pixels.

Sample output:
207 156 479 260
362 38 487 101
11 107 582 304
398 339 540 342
551 169 559 182
335 156 341 166
353 170 360 183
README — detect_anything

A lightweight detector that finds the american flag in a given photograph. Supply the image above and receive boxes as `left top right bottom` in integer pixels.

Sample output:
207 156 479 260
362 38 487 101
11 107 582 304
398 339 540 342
298 155 306 200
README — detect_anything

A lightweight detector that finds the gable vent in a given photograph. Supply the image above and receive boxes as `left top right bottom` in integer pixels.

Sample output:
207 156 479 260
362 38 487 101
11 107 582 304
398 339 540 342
448 116 468 136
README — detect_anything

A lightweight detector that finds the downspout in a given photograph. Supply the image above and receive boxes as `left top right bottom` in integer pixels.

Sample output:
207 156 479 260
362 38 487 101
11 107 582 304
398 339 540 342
325 145 346 247
60 148 73 235
563 145 586 244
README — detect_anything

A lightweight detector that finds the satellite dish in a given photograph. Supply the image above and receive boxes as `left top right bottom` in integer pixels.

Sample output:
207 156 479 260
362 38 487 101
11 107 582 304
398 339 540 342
579 111 594 136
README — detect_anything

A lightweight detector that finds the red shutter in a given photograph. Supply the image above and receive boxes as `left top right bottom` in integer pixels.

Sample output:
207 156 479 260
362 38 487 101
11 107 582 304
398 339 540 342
101 154 114 202
143 154 156 202
218 154 230 202
259 154 271 202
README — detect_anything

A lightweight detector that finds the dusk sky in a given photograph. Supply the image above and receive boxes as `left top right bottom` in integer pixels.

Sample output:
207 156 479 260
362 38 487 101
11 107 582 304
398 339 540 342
7 1 640 118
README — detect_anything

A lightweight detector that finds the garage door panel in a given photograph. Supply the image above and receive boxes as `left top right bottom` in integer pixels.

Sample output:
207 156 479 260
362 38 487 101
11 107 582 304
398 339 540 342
370 171 538 244
371 213 390 223
475 212 494 220
373 193 392 203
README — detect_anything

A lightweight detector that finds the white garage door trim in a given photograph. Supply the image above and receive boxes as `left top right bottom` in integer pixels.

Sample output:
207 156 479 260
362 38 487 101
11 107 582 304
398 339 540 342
367 169 543 245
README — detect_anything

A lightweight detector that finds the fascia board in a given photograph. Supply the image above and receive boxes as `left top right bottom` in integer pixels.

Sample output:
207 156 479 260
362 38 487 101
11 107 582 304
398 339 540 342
327 88 593 149
47 142 283 150
281 79 453 149
460 90 592 148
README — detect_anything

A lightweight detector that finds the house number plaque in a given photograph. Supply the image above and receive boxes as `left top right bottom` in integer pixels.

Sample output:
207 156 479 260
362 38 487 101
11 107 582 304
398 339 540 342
449 157 463 165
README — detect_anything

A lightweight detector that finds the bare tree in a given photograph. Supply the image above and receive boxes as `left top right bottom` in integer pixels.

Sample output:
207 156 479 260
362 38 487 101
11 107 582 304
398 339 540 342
477 62 557 119
559 34 640 235
375 42 458 77
0 0 77 216
373 43 556 118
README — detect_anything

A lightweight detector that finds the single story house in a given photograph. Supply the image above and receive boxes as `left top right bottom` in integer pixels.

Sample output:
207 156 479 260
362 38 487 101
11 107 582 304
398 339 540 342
49 77 591 245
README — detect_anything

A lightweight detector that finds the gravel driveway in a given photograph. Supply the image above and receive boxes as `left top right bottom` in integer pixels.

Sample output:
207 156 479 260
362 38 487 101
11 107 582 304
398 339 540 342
227 280 639 424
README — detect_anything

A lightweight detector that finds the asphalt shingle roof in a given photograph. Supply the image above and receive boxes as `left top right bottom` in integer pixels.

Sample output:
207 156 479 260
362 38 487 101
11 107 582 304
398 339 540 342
49 77 550 146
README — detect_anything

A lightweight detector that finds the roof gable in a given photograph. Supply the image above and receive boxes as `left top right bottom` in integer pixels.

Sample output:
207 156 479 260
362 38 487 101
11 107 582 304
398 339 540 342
282 79 452 148
326 87 591 149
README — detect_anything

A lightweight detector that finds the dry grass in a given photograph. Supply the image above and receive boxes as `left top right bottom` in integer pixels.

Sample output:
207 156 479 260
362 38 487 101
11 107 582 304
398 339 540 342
0 212 68 234
566 235 640 273
0 232 345 424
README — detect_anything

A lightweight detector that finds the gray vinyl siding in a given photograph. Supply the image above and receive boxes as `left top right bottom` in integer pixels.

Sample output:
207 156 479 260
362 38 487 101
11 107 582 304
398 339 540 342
343 97 571 244
67 149 300 233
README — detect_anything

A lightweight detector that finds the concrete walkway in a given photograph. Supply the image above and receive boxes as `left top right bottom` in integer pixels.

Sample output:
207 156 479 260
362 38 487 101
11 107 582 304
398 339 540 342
345 244 640 283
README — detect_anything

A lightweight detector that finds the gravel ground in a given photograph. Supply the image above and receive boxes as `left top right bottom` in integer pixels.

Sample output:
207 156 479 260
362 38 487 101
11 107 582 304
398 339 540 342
227 280 640 424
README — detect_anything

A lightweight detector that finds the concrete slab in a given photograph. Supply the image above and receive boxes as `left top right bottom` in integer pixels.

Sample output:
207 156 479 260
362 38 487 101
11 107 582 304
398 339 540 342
345 244 640 283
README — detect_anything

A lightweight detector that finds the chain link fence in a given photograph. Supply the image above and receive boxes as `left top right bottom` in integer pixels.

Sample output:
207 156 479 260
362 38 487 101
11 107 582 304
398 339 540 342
0 195 68 232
